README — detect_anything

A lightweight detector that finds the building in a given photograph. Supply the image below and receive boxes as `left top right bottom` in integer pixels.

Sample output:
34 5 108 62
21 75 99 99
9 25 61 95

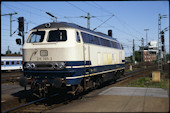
139 40 158 62
125 57 131 63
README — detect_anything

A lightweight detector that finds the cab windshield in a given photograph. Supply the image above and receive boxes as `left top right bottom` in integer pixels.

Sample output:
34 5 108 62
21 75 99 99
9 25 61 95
27 30 67 43
28 31 45 43
47 30 67 42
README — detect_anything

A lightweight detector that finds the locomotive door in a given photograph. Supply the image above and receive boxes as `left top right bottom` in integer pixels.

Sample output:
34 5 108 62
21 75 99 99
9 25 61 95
83 44 90 75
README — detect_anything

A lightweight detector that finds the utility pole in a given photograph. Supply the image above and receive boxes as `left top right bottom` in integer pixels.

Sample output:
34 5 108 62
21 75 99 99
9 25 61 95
133 39 135 64
140 38 144 64
63 13 113 30
160 31 165 64
1 12 18 37
142 38 144 63
63 12 95 29
161 26 169 63
144 29 149 46
80 12 95 29
158 13 167 72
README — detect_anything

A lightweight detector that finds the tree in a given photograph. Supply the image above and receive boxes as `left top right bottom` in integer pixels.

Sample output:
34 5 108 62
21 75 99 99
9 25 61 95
129 51 141 63
166 54 170 62
5 46 12 55
5 49 12 55
135 51 141 62
129 55 133 62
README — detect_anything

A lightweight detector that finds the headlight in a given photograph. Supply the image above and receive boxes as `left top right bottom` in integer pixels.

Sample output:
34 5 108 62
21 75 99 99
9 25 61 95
31 63 36 69
26 63 31 69
53 63 59 70
53 62 65 70
25 62 36 70
58 62 65 70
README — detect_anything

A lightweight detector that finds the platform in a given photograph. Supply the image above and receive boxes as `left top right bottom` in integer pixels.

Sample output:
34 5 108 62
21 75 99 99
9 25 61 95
1 83 31 111
46 87 169 112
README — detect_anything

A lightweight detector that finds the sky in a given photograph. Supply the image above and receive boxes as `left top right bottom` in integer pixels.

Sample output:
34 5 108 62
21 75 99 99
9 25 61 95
1 1 169 57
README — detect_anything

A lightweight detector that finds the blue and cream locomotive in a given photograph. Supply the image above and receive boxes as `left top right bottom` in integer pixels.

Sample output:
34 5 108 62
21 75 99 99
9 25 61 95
19 22 125 97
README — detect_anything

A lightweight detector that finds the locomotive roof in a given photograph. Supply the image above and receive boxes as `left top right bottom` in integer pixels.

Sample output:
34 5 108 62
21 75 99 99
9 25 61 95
32 22 117 41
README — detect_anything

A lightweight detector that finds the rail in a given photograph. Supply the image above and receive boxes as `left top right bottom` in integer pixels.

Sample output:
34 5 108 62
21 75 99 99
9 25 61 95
2 93 59 113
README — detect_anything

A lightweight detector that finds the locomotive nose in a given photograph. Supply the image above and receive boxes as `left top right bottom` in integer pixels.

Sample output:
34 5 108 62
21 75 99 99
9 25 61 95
19 77 28 87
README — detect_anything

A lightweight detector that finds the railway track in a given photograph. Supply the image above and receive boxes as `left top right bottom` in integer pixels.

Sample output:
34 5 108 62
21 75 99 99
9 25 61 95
114 65 157 86
117 66 155 82
2 65 157 113
1 71 23 84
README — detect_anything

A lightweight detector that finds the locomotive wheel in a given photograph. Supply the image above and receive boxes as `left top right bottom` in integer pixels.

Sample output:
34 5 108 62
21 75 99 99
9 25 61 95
95 79 100 88
116 71 121 79
121 69 125 76
76 84 84 95
92 81 97 89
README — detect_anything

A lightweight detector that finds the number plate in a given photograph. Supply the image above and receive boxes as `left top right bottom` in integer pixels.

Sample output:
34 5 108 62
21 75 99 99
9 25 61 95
37 57 52 61
40 50 48 56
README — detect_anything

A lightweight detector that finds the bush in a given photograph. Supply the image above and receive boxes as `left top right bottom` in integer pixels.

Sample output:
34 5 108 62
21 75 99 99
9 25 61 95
127 76 169 89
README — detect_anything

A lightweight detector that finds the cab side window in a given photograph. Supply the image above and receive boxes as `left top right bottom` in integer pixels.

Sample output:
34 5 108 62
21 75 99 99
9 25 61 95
76 32 81 43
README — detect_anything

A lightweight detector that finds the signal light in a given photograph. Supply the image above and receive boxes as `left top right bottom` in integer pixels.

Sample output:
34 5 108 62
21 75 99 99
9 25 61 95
16 38 21 45
18 17 24 32
108 30 112 37
161 35 164 43
162 46 164 51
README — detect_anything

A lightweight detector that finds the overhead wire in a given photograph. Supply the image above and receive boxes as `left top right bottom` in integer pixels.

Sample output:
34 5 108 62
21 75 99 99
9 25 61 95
4 3 50 20
124 44 133 56
2 2 144 56
91 1 141 40
18 2 67 18
2 2 87 51
93 2 113 15
65 2 95 27
65 1 94 26
66 1 88 14
2 3 17 13
18 2 47 14
18 2 85 25
1 4 37 52
84 2 100 9
2 3 39 26
2 2 80 41
95 17 139 40
2 2 138 39
114 16 144 38
93 15 114 30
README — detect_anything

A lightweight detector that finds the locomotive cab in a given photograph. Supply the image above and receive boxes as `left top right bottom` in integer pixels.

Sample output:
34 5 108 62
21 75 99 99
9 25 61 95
23 27 83 64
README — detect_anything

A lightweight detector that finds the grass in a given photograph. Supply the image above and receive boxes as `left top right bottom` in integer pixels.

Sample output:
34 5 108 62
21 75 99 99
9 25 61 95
125 70 131 73
125 68 139 73
127 72 169 89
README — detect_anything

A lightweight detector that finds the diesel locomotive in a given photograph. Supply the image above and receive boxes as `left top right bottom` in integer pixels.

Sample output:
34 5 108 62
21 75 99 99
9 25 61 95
18 22 125 97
